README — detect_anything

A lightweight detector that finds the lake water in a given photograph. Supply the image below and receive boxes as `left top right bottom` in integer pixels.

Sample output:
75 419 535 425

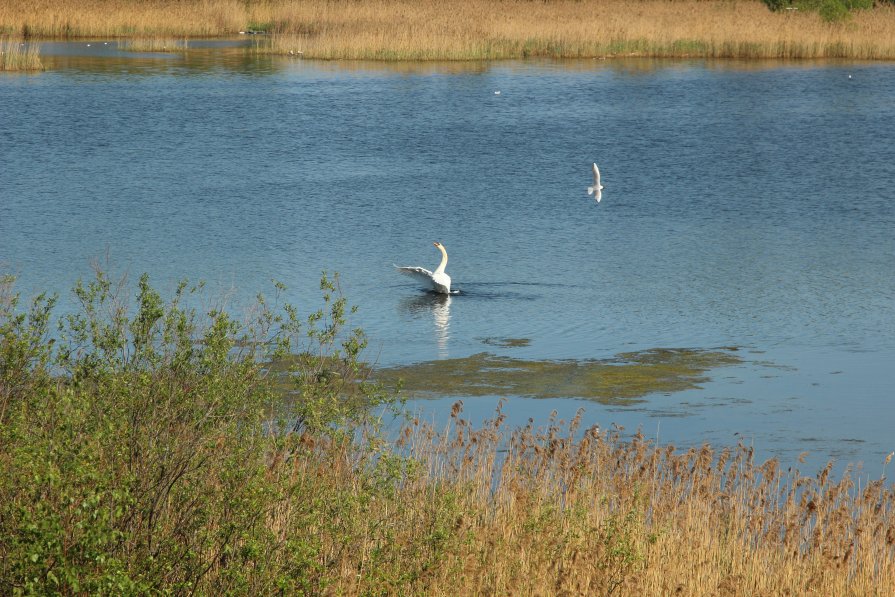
2 42 893 474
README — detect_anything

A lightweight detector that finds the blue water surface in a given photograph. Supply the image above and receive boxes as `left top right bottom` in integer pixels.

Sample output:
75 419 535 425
2 44 894 473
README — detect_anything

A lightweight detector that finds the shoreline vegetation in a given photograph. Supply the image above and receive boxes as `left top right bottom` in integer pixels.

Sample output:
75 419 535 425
0 1 894 62
0 36 41 70
2 271 894 594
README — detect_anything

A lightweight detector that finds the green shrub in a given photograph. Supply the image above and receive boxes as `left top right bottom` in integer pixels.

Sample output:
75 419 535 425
761 0 789 12
765 0 873 20
0 268 395 594
818 0 851 20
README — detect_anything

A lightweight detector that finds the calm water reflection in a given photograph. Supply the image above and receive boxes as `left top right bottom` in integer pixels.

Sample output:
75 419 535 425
399 293 453 358
2 46 893 473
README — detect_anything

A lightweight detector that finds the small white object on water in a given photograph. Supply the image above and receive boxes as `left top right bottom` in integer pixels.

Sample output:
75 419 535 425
848 74 853 79
494 90 501 95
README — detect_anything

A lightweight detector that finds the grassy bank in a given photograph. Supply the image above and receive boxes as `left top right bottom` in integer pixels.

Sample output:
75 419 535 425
2 0 895 60
2 271 894 594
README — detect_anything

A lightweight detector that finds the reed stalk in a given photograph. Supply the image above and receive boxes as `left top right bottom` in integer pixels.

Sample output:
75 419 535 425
2 0 895 60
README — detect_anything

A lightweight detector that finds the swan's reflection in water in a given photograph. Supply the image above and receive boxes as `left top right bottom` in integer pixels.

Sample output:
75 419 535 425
398 293 452 357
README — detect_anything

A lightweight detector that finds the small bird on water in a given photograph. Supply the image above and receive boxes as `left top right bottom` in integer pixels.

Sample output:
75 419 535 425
587 162 604 203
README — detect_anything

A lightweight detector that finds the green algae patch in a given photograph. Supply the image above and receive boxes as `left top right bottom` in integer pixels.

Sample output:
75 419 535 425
375 348 741 404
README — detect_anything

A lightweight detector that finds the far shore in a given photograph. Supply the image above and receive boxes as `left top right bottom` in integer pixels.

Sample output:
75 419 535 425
2 0 895 61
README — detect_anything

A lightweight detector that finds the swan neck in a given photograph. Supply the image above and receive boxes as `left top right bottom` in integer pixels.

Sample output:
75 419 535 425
434 246 448 274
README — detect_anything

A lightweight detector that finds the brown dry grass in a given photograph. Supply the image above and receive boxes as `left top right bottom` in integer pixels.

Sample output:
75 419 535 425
0 0 247 38
2 0 895 60
261 0 895 60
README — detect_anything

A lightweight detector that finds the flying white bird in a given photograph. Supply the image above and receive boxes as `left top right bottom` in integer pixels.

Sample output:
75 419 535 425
587 163 604 203
395 242 454 295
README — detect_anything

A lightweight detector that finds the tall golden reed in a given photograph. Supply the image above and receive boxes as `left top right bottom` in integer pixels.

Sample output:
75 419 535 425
260 0 895 60
282 401 895 595
2 0 895 60
316 407 895 595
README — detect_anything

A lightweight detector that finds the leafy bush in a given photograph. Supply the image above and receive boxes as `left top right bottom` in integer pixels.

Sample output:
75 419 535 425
761 0 789 12
818 0 851 21
763 0 873 21
0 268 395 594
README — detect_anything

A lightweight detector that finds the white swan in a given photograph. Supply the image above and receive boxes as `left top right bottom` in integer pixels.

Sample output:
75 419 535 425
587 162 604 203
395 242 453 295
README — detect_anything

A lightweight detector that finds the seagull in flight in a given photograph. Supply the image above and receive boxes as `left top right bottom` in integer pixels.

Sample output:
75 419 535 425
587 163 604 203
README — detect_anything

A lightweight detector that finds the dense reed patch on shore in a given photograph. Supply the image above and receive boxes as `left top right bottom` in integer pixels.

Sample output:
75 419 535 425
2 271 894 594
2 0 895 60
0 36 41 70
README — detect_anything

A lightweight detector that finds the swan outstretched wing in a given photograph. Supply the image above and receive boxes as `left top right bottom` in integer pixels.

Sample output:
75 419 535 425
395 265 435 285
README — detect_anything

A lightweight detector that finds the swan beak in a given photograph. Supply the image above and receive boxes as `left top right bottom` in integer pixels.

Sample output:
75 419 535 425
433 242 440 248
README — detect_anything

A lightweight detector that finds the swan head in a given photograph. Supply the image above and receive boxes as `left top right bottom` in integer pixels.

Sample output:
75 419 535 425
433 241 446 251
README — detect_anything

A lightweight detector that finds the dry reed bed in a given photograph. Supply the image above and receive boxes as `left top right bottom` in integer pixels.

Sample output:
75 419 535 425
0 0 246 38
261 0 895 60
2 0 895 60
285 402 895 595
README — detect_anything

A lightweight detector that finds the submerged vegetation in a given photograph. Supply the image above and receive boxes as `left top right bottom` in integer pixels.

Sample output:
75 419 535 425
376 348 742 403
2 270 894 594
0 36 41 71
479 336 531 348
2 0 895 60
